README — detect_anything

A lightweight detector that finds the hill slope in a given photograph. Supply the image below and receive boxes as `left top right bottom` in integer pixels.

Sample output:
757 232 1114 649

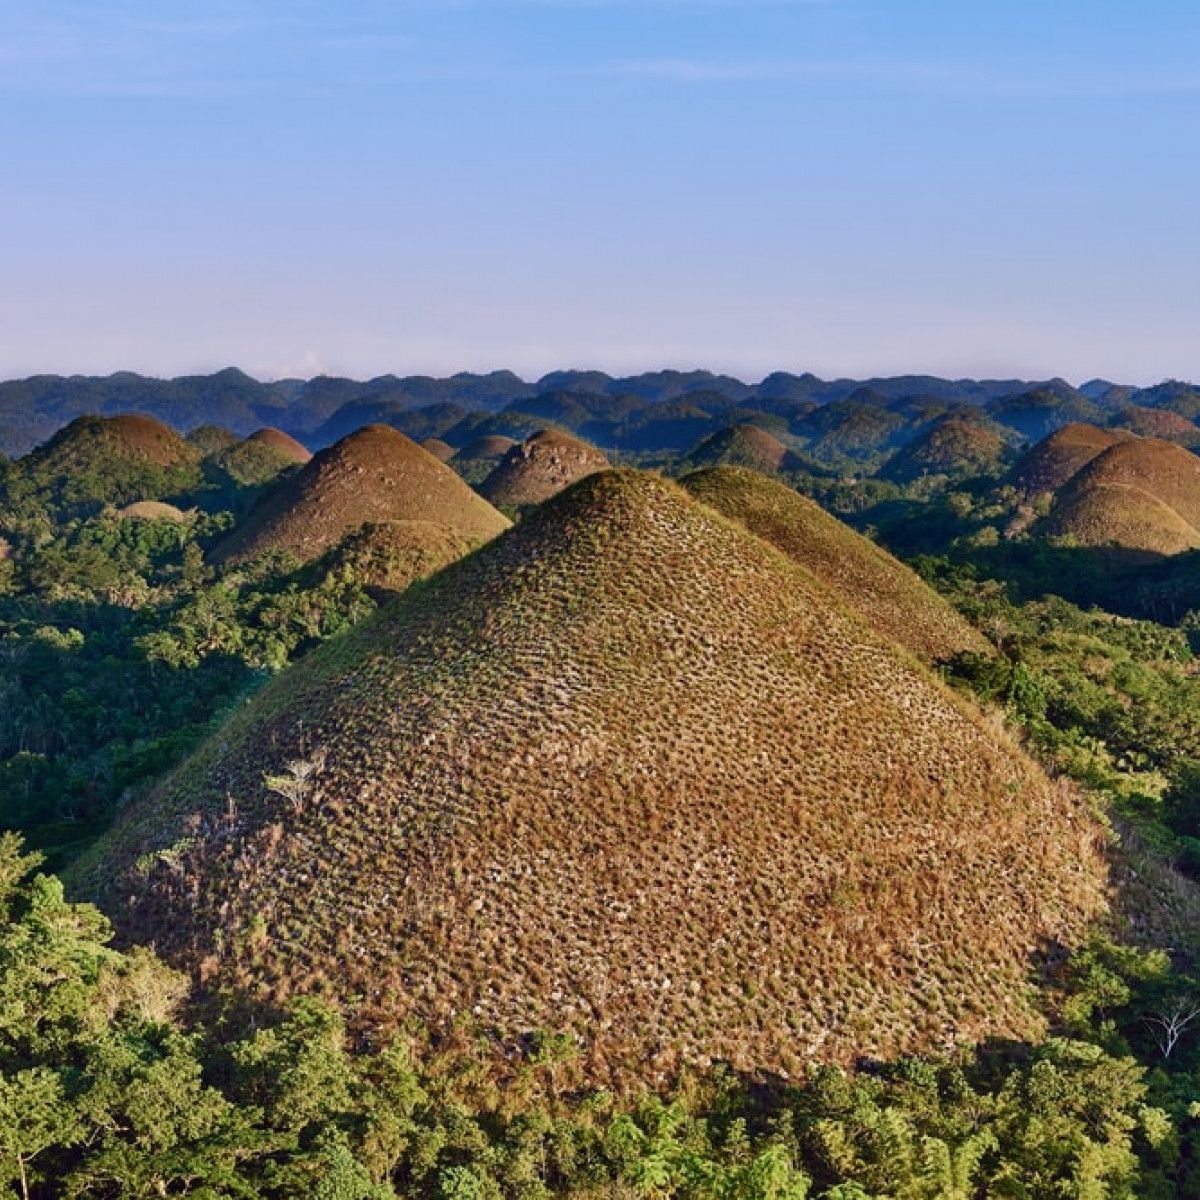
881 416 1009 483
1040 437 1200 555
479 429 609 506
5 414 203 516
82 471 1106 1082
684 423 794 474
681 468 990 661
211 424 510 565
1006 423 1133 500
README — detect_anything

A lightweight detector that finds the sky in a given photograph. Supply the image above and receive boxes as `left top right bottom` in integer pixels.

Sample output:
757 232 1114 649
1 0 1198 385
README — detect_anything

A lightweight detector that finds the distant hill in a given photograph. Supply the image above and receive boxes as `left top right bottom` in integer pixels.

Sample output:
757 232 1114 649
1039 437 1200 556
204 428 312 489
1109 405 1200 447
987 382 1109 441
3 367 1197 463
682 467 991 661
1006 423 1133 500
79 470 1106 1083
479 429 609 507
683 423 795 474
211 424 510 565
449 435 519 484
882 416 1010 484
2 414 203 517
419 438 455 462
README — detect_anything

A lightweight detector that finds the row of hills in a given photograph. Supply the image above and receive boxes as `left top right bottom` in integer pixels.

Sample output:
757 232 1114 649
3 366 1200 463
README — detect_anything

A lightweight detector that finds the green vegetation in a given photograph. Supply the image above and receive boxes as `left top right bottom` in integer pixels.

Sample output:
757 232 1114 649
7 398 1200 1193
8 832 1200 1198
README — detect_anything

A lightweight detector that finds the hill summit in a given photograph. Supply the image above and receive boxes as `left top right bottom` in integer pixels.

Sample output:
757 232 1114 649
479 428 609 506
1040 436 1200 555
1006 422 1132 500
685 423 794 474
211 423 510 565
83 470 1106 1083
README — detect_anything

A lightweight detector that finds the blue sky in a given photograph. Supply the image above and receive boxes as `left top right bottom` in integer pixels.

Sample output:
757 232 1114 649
1 1 1197 384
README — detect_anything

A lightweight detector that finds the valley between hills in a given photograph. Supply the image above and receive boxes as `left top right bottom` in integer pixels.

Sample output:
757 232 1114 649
4 370 1200 1195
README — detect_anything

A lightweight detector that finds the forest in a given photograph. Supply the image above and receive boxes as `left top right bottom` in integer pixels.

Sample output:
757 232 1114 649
4 396 1200 1197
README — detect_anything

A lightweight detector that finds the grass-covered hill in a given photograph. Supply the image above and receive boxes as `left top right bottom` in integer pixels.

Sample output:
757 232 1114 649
1 413 204 518
681 466 991 662
204 427 312 489
1005 422 1133 501
478 428 609 507
79 470 1107 1085
210 423 510 565
880 415 1010 484
419 437 455 462
1040 436 1200 556
683 423 795 474
1109 404 1200 447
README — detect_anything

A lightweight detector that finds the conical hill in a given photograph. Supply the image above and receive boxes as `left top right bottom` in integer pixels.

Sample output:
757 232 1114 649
211 424 510 564
1039 436 1200 555
1006 422 1132 500
681 467 990 661
479 429 609 506
80 471 1107 1083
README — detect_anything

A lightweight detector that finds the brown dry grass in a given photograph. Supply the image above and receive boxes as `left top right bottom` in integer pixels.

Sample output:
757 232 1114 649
1041 437 1200 555
1006 422 1132 500
682 466 990 662
116 500 188 522
420 438 456 463
1110 405 1200 446
79 470 1108 1087
211 424 510 565
35 413 201 470
245 427 312 463
479 429 609 506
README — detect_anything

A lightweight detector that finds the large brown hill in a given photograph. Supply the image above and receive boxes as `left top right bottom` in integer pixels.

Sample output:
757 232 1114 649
1040 437 1200 555
81 470 1106 1084
1006 422 1132 499
211 424 510 565
479 429 609 506
681 467 990 662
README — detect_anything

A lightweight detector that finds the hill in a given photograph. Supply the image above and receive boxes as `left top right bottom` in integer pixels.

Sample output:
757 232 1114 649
316 519 481 597
205 427 313 489
479 429 609 506
881 416 1009 483
684 423 794 474
681 467 990 661
1109 405 1200 447
987 382 1108 441
1040 437 1200 556
80 470 1107 1083
419 437 455 462
1006 423 1133 500
116 500 188 522
210 424 510 565
3 414 203 517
